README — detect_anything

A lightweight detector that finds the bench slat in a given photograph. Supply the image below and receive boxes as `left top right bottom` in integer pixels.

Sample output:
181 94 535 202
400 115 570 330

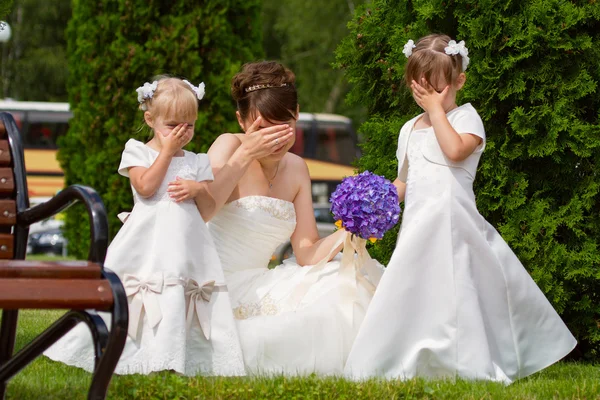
0 199 16 225
0 279 114 310
0 167 14 194
0 261 102 279
0 233 14 259
0 140 10 166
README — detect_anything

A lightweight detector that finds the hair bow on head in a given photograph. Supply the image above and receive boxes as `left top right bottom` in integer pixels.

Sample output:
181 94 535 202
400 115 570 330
403 39 416 58
444 40 470 71
136 81 158 110
183 80 205 101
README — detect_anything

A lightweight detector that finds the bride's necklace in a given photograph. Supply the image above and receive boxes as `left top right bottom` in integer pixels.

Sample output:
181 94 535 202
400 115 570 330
262 163 280 190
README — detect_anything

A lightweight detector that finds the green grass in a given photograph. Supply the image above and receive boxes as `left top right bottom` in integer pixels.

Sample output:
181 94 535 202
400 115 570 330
26 254 76 261
2 310 599 399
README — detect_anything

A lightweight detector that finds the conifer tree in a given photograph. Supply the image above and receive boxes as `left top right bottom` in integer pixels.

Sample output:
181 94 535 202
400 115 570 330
62 1 263 257
337 0 600 358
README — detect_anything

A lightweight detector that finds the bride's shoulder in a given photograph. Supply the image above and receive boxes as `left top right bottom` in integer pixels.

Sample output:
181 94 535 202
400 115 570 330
283 152 310 176
210 133 243 150
207 134 244 167
208 133 243 157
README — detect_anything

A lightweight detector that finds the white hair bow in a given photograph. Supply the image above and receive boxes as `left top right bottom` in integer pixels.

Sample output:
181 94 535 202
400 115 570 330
183 80 205 101
136 79 205 111
403 39 416 58
136 81 158 111
444 40 470 71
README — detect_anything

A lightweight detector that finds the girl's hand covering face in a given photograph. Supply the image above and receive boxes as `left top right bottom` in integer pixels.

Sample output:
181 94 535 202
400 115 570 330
411 78 450 113
162 123 193 155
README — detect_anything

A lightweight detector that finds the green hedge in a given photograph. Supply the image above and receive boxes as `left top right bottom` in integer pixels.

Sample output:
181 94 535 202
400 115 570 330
0 0 13 20
336 0 600 359
61 1 263 258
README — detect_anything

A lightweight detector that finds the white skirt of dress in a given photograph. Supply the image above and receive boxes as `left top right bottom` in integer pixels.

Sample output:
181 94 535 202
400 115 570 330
44 200 245 376
227 233 384 376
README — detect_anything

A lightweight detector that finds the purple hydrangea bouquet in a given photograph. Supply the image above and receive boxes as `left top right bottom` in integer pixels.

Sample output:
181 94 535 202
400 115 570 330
330 171 401 242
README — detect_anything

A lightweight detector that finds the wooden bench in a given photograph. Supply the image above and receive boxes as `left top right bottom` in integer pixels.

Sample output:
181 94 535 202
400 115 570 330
0 112 128 400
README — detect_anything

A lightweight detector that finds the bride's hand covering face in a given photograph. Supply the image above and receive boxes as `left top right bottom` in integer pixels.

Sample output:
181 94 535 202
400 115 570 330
240 115 295 160
224 61 348 266
193 60 344 265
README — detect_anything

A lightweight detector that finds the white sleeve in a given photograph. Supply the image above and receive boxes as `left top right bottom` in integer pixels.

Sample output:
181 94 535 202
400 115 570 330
396 130 409 182
196 153 214 182
396 116 419 182
452 107 486 152
118 139 152 177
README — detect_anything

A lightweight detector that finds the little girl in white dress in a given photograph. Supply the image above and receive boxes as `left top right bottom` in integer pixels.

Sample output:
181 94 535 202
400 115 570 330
344 34 576 383
45 76 245 376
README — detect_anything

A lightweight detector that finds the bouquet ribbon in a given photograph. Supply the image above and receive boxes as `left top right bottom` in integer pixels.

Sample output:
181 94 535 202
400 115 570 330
288 231 380 327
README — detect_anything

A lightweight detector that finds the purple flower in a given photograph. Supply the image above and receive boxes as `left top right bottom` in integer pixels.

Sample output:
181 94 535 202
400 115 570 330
330 171 401 240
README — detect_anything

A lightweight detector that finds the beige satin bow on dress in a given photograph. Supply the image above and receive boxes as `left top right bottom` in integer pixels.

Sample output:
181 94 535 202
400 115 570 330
123 273 164 340
124 273 225 341
185 279 218 340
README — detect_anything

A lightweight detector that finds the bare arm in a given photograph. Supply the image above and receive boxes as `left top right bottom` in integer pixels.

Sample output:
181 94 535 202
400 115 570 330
428 108 481 162
290 158 346 266
168 116 294 221
411 79 481 162
129 124 191 197
197 135 255 221
393 178 406 202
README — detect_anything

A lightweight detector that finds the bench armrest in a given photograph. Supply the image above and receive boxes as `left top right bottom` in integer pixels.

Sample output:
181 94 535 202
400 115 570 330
18 185 108 263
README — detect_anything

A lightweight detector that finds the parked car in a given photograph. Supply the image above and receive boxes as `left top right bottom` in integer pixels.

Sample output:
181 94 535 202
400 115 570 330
28 227 67 256
26 197 67 256
272 203 337 265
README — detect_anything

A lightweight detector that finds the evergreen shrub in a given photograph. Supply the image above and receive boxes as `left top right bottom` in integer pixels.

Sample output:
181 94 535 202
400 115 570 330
61 1 263 258
336 0 600 359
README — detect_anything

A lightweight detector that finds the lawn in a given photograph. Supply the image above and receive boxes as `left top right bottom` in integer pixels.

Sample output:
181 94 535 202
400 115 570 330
1 310 598 399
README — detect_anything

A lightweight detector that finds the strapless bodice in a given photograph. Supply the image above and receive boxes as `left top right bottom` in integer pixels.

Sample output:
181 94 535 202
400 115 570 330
207 196 297 274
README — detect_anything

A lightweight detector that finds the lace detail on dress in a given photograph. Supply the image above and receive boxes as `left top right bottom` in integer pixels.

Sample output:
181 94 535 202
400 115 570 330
211 329 246 376
232 196 296 222
232 294 280 320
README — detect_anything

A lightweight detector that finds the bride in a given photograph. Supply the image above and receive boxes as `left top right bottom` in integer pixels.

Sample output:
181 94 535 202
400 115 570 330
168 61 384 375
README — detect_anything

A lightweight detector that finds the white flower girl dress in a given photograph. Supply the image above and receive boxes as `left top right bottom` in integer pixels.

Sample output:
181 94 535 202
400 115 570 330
344 104 576 383
45 139 245 376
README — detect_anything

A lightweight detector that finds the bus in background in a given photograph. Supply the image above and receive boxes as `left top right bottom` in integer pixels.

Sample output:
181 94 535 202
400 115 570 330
293 112 359 203
0 100 70 198
0 100 358 202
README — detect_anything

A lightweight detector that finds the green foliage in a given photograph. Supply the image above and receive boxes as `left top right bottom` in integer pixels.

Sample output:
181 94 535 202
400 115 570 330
336 0 600 359
261 0 368 122
0 0 70 101
0 1 12 22
61 0 263 259
0 0 13 20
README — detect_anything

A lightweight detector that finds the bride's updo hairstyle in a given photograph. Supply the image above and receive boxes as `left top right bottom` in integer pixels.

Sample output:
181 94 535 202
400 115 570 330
231 61 298 124
405 34 464 87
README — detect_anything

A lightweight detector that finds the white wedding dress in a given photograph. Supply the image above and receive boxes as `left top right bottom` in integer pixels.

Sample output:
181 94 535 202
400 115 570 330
208 195 384 376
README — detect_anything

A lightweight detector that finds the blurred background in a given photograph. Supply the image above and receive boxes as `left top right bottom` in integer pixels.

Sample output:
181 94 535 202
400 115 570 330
0 0 365 258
